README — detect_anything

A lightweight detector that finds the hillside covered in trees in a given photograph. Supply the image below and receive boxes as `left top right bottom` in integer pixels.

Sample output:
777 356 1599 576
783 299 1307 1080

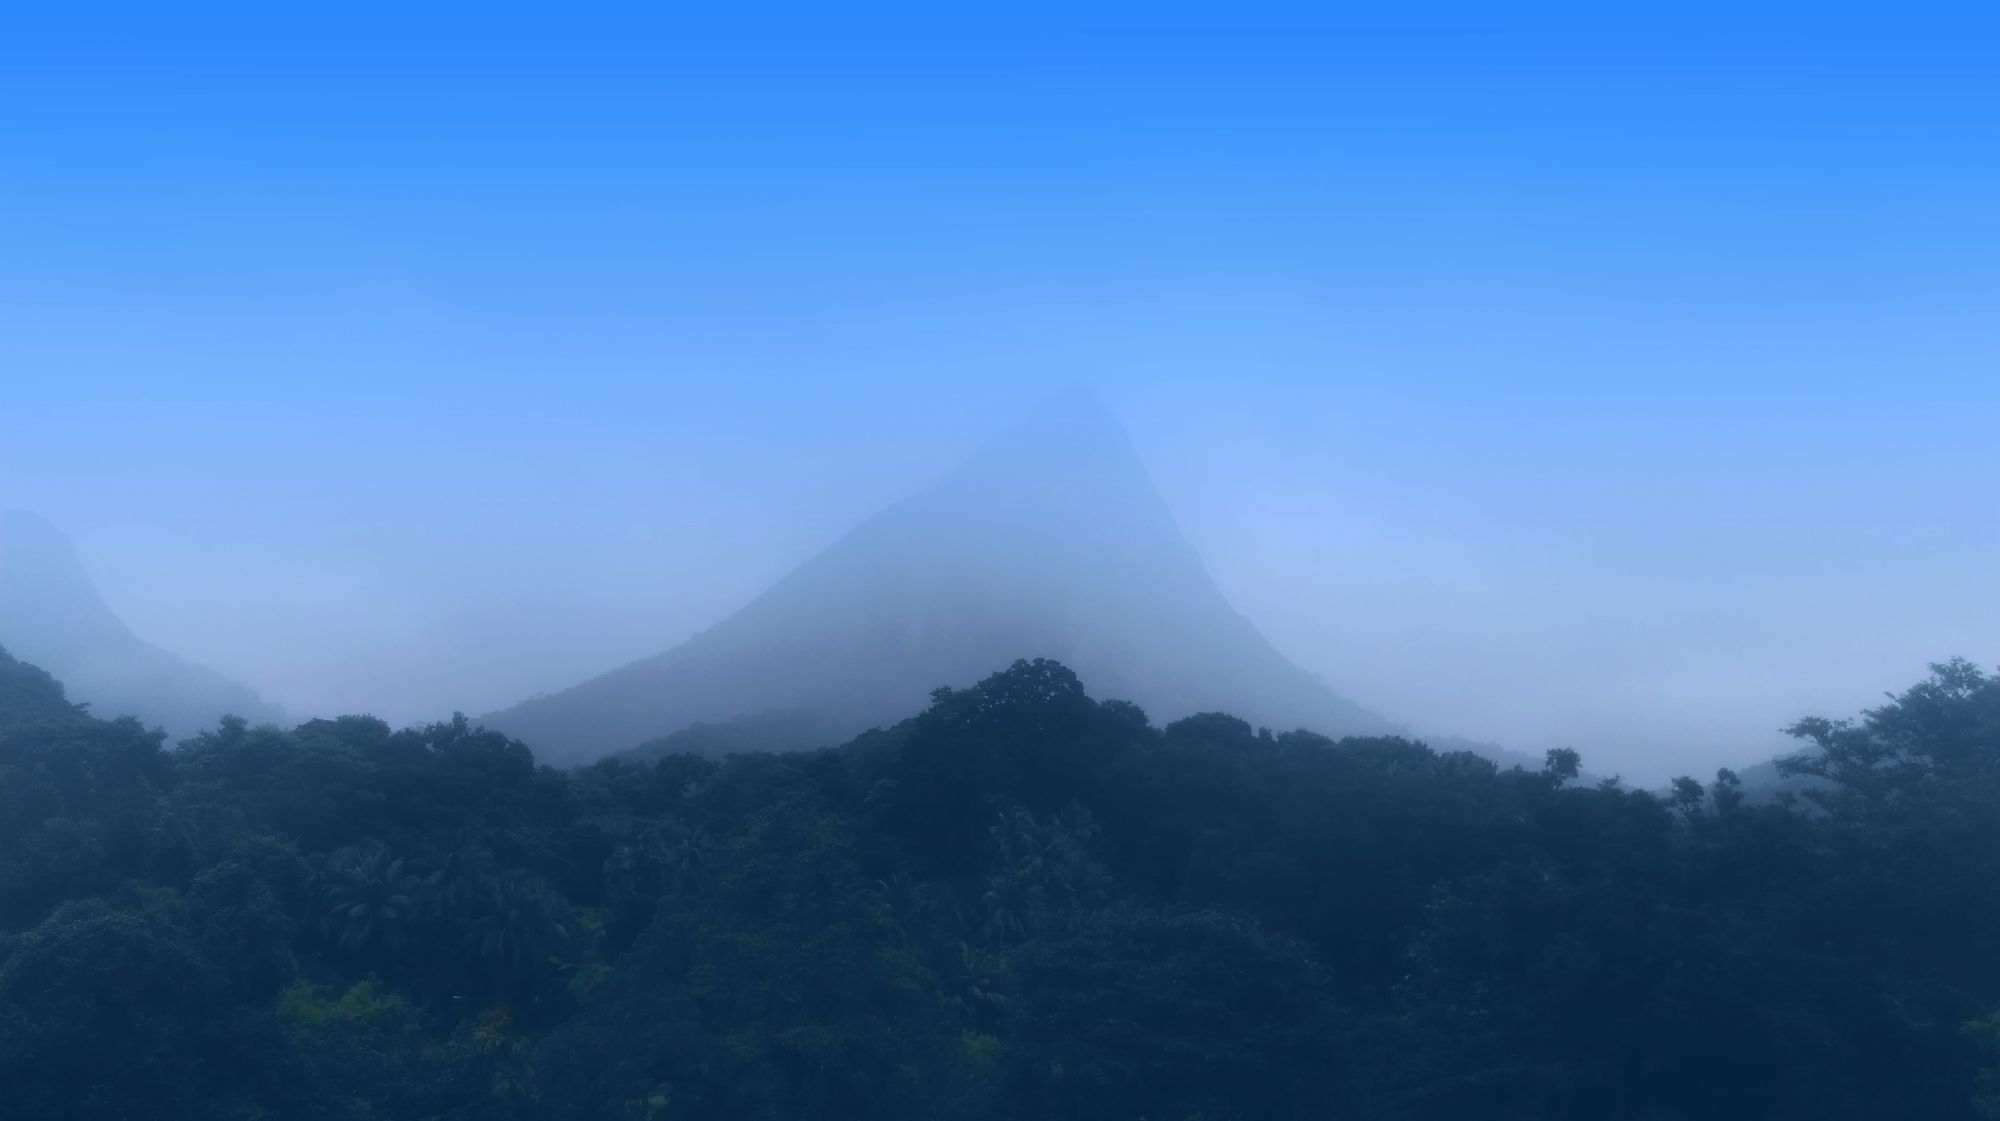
4 643 2000 1120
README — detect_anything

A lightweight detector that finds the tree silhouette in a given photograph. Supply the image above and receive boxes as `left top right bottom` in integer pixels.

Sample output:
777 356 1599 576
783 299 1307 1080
318 848 419 959
461 873 569 982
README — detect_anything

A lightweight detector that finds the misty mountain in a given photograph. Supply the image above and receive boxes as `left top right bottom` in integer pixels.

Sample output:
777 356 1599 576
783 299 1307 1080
0 509 283 737
483 395 1480 766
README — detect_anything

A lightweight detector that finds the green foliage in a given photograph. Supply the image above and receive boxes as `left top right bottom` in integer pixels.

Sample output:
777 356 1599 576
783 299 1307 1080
3 648 2000 1119
278 976 423 1048
0 645 87 725
1966 1012 2000 1120
1543 746 1582 781
1004 909 1341 1120
0 899 286 1120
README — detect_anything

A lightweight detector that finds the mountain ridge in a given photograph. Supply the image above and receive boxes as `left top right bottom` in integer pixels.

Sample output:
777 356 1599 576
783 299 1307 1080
0 509 284 736
483 397 1502 766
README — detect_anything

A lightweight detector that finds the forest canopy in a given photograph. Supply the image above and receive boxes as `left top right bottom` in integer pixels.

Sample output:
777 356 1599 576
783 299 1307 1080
2 644 1999 1120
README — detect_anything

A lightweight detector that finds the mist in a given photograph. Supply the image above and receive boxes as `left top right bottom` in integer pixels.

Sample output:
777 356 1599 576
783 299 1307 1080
4 6 1996 784
4 371 1991 781
13 10 2000 1120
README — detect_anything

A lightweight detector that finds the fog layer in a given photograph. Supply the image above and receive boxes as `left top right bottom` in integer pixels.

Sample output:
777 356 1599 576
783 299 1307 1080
4 8 1996 781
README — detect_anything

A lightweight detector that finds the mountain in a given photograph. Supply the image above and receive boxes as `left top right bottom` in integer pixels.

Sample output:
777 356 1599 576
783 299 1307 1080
0 510 283 736
482 394 1507 767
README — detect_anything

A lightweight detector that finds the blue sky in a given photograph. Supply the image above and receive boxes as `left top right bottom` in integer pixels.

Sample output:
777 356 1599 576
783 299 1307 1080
3 3 1996 779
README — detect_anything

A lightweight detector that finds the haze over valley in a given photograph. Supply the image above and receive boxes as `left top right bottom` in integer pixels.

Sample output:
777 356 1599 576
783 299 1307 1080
4 374 1994 782
7 9 2000 1121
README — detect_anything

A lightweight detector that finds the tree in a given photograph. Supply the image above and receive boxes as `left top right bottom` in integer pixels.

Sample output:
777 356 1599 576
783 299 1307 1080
1003 909 1342 1121
0 900 287 1120
461 873 570 984
318 847 421 960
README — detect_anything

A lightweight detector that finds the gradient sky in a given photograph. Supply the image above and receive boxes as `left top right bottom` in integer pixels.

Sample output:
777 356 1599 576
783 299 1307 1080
3 4 1996 781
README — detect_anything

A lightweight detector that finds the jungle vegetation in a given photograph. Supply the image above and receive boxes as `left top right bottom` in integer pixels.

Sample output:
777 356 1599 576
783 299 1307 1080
3 645 1999 1120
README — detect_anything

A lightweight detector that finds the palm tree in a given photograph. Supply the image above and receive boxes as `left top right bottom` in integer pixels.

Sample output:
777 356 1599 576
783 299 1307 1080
664 826 712 897
875 870 929 945
981 806 1111 942
319 848 420 958
423 846 495 918
980 867 1040 943
933 941 1008 1029
461 873 569 980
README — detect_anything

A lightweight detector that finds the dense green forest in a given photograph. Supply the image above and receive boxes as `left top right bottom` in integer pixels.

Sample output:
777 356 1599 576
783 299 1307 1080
3 644 1999 1120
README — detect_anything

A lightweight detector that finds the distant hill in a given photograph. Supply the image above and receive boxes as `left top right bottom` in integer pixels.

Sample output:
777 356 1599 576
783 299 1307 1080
0 510 284 737
485 394 1520 767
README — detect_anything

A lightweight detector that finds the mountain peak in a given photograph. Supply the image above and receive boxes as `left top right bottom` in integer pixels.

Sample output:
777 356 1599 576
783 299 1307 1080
999 384 1130 448
956 386 1144 484
483 400 1401 764
884 393 1183 582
